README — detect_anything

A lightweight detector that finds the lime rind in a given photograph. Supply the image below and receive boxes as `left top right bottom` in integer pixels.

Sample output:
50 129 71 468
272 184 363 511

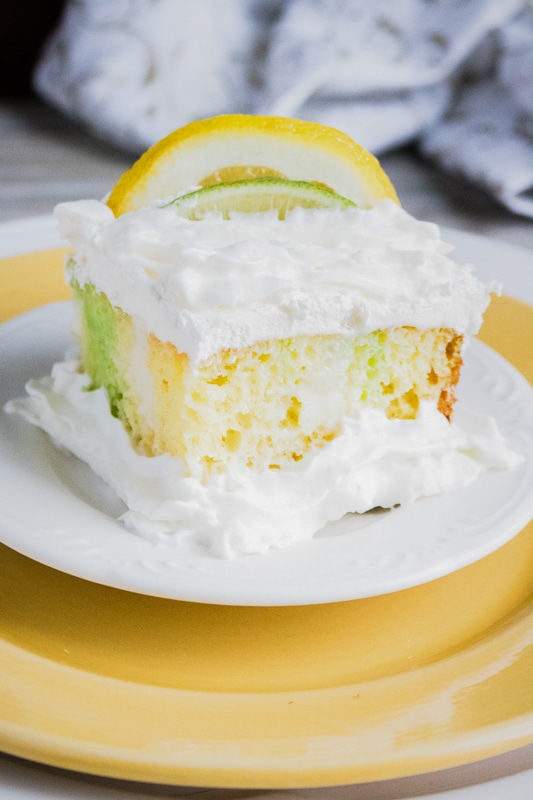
167 177 356 220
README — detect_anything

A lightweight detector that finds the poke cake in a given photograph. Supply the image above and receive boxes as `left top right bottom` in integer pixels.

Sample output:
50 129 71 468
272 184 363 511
7 115 519 557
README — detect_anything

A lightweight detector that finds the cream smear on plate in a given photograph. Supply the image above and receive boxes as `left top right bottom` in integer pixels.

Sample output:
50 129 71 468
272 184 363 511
6 359 519 558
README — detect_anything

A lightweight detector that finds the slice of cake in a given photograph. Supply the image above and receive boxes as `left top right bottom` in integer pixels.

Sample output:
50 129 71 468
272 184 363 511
7 115 519 556
67 208 465 481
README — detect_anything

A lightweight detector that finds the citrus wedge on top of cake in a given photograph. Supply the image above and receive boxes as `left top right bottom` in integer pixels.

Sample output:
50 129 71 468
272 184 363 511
8 114 518 557
106 114 399 215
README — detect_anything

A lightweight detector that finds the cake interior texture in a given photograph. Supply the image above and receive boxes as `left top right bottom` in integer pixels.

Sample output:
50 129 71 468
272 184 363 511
73 281 463 479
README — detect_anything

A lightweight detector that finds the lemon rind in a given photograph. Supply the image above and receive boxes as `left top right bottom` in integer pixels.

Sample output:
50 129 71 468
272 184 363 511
107 115 399 216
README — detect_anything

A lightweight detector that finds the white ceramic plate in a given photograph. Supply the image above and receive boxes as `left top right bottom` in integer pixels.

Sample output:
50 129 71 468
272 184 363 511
1 299 533 606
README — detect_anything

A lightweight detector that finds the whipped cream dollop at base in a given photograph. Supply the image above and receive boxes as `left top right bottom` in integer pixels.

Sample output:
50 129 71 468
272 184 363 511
55 199 497 366
6 361 520 558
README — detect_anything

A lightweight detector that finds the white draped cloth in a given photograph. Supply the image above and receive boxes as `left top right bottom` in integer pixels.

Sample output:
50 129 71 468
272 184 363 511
34 0 533 217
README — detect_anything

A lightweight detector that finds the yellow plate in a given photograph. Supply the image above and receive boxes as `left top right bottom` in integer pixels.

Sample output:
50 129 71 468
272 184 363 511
0 248 532 789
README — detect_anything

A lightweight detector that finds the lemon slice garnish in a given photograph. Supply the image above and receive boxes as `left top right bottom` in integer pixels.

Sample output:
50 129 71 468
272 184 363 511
107 115 399 216
168 177 356 220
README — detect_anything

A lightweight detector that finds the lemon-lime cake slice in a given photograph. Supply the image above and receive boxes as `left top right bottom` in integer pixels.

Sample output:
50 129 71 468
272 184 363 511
7 115 519 556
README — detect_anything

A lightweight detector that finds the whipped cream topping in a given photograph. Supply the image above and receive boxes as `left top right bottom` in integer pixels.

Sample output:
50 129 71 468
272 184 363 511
6 361 521 558
55 198 496 365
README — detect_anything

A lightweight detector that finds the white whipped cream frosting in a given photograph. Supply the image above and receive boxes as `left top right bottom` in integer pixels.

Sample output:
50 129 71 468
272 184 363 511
55 198 496 365
7 361 520 558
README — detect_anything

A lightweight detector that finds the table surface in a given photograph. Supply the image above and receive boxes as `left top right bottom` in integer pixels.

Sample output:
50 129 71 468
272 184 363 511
0 98 532 799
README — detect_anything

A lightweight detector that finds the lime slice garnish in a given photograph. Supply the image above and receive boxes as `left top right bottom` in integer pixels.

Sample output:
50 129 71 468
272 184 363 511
168 177 356 220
